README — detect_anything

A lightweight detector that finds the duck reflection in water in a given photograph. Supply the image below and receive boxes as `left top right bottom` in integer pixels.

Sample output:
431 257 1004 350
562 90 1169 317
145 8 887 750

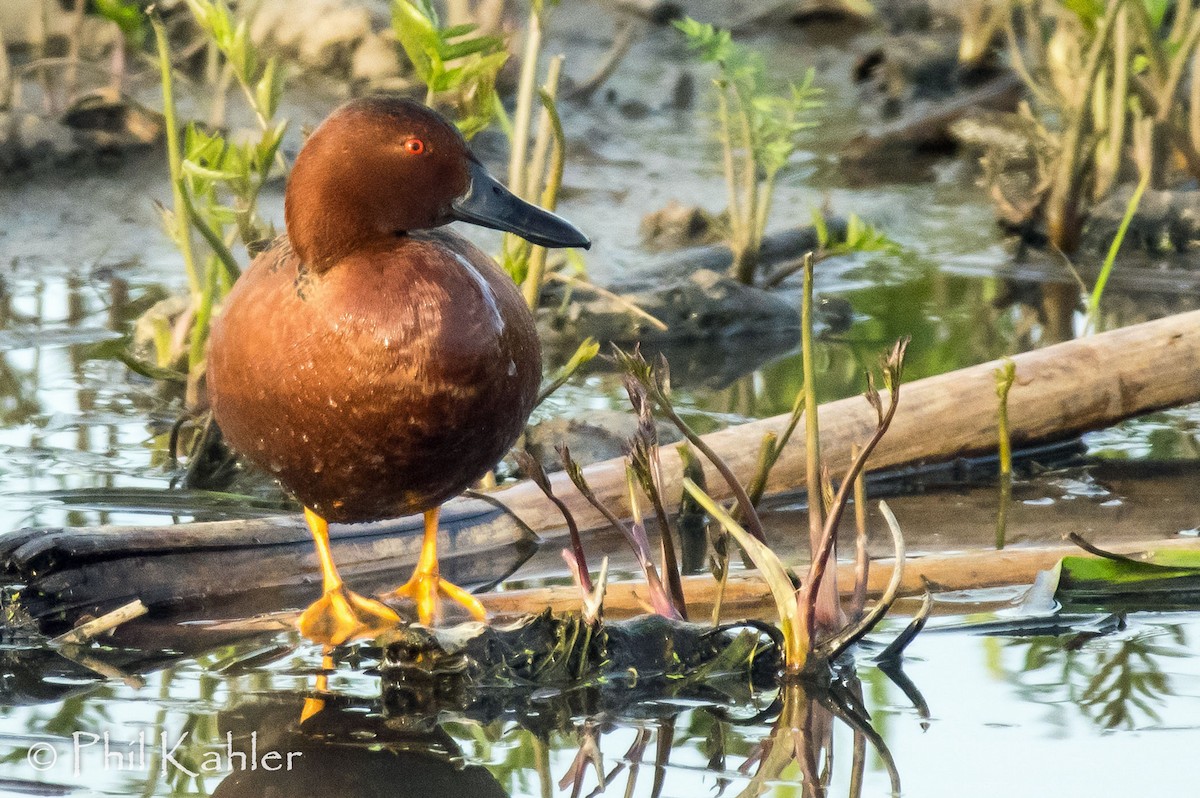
212 701 508 798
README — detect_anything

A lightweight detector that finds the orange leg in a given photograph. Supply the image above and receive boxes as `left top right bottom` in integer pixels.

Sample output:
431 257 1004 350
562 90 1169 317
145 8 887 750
300 650 334 723
297 507 400 645
382 507 487 626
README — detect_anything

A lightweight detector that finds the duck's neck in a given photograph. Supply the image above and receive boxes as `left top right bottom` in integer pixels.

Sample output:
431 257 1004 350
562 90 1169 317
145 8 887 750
284 167 393 273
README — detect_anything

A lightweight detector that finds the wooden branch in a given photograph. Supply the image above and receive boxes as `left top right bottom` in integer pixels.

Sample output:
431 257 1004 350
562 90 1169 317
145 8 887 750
2 499 536 621
483 537 1200 619
51 599 147 645
491 308 1200 543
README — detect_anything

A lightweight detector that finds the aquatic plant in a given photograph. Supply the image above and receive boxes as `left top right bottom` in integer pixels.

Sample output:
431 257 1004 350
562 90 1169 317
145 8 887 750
994 357 1016 549
1084 116 1152 332
676 17 824 285
679 314 911 676
516 450 607 624
994 358 1016 480
392 0 508 137
546 250 918 678
991 1 1200 253
0 31 9 112
150 0 287 410
761 211 900 288
560 441 684 620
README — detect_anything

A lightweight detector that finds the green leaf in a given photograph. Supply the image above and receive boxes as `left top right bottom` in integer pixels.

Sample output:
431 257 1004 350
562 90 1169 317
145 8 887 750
682 479 806 668
536 338 599 407
231 18 256 78
810 208 829 250
440 33 505 61
826 213 901 256
393 0 441 84
1143 0 1171 29
674 17 734 64
84 338 187 383
1062 0 1105 24
92 0 144 36
441 23 480 38
1055 548 1200 608
254 120 288 176
181 161 243 182
183 124 226 163
255 57 285 119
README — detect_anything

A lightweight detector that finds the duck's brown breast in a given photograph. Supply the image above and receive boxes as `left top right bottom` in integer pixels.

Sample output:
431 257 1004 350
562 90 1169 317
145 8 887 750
207 230 541 522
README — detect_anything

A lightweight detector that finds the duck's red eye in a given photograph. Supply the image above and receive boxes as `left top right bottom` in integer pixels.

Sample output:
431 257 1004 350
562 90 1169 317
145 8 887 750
404 138 426 155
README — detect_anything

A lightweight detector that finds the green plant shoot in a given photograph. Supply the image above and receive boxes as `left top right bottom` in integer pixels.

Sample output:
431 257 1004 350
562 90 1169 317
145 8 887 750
392 0 508 138
994 357 1016 478
151 0 288 407
393 0 570 312
676 17 823 285
1086 172 1149 334
994 357 1016 549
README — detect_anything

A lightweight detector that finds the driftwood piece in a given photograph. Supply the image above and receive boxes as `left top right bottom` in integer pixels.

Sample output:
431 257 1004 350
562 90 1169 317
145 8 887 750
840 72 1024 166
50 599 147 645
492 308 1200 542
1 499 536 622
483 537 1200 619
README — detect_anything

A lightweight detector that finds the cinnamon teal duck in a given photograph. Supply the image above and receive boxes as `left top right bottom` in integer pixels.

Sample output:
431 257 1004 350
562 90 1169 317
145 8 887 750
207 96 589 645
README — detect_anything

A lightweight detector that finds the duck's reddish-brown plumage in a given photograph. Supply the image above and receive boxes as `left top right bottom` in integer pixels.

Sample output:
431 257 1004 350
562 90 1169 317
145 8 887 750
204 97 577 525
207 229 539 522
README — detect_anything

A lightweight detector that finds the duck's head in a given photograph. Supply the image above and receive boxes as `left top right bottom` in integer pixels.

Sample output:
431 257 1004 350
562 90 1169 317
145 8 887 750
285 96 590 270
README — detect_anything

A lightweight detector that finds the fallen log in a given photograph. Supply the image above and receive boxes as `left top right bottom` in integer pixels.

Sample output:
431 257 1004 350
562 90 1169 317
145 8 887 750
1 499 536 623
840 73 1024 167
491 308 1200 540
5 310 1200 621
484 536 1200 619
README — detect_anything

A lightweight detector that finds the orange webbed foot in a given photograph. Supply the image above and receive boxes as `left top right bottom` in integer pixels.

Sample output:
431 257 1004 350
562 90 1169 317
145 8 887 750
383 569 487 627
379 507 488 626
297 585 401 646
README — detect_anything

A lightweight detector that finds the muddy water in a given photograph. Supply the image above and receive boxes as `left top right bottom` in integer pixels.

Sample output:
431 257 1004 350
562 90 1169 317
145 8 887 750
5 4 1200 796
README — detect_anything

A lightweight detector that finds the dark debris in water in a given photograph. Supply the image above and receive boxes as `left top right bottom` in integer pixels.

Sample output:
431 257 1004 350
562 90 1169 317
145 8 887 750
380 612 784 722
0 585 40 645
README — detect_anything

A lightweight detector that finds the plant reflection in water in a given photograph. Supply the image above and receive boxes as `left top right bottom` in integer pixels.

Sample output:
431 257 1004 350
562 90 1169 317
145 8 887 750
1002 622 1188 731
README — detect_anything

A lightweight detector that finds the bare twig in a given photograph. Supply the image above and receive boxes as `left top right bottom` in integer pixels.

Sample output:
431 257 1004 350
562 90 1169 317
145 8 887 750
56 646 146 688
51 599 148 646
546 272 669 332
568 17 641 102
